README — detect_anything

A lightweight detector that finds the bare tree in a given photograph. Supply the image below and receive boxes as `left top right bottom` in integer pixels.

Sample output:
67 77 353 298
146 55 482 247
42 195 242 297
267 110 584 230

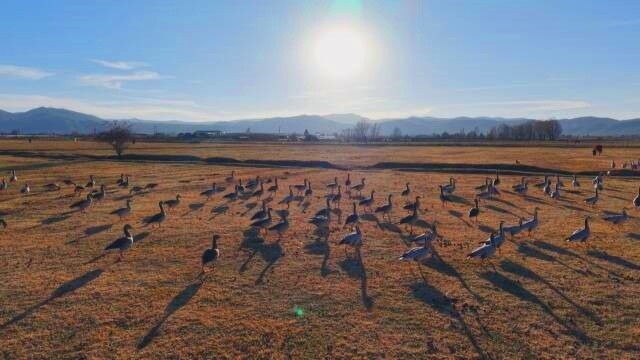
97 121 134 157
353 119 371 143
369 122 381 142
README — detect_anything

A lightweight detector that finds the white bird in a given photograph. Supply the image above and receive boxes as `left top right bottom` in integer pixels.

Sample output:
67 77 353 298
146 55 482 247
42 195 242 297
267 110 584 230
566 216 591 243
411 222 438 246
326 176 339 192
482 221 505 249
351 178 366 195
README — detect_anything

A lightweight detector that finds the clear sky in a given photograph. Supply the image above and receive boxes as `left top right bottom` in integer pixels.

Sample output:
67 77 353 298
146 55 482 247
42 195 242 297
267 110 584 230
1 0 639 121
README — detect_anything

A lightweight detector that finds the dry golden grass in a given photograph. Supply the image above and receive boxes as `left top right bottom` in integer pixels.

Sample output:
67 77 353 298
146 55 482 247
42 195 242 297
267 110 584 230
1 141 640 358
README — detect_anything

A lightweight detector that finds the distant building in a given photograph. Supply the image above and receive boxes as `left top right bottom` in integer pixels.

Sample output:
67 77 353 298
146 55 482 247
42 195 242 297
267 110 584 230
193 130 223 137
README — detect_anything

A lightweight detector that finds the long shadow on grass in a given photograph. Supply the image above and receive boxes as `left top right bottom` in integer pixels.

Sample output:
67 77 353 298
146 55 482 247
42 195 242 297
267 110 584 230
238 228 283 285
137 281 203 349
423 250 484 303
499 260 603 326
338 249 373 311
532 240 624 279
586 250 640 271
303 231 331 277
517 241 587 276
0 269 103 330
410 274 487 359
480 271 591 344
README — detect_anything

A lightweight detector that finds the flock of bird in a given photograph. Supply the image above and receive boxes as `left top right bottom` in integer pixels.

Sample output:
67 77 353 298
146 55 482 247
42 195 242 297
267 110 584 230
1 165 635 275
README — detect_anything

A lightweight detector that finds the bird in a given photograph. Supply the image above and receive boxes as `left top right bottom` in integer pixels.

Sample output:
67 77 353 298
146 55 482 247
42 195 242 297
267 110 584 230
584 188 599 205
304 182 313 197
144 201 167 227
110 199 133 220
403 195 421 213
503 218 524 238
602 208 629 225
633 187 640 208
222 185 239 201
566 216 591 243
116 174 126 186
201 234 220 274
358 190 375 211
556 174 565 188
253 182 265 200
344 202 360 229
330 185 342 208
315 198 332 218
309 209 331 230
520 208 539 235
439 185 450 206
401 182 411 197
512 177 526 191
246 176 261 191
225 170 235 183
70 194 93 212
267 178 279 196
351 178 366 195
71 182 85 196
236 179 245 193
118 176 129 188
400 207 419 233
442 177 456 194
9 170 17 183
43 182 61 191
164 194 182 211
543 179 552 196
550 183 560 199
481 221 505 249
399 239 432 262
201 183 219 200
294 179 308 195
375 194 393 220
345 173 352 190
279 186 295 208
251 208 272 232
466 233 497 261
92 184 107 201
326 176 338 192
493 171 501 187
339 225 362 258
534 175 548 189
268 213 289 240
104 224 134 262
251 200 269 221
129 185 144 195
86 175 96 188
0 178 7 191
20 183 30 194
515 181 528 195
0 219 7 228
572 174 581 187
411 222 438 246
468 198 480 222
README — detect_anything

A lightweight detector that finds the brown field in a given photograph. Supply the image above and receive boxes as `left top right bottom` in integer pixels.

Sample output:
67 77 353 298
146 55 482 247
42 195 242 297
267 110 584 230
1 140 640 358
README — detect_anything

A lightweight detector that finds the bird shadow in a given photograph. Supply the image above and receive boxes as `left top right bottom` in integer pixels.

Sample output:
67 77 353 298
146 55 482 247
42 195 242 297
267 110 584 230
480 271 591 344
1 269 103 330
410 274 487 359
448 194 471 206
84 223 113 236
448 209 472 227
424 250 484 303
478 225 495 234
532 240 623 279
485 205 517 217
523 195 546 205
237 228 283 284
338 251 373 310
499 260 603 326
378 222 402 234
626 232 640 241
41 214 71 225
360 213 378 222
586 250 640 271
184 202 205 215
209 204 230 220
134 231 151 243
137 280 203 349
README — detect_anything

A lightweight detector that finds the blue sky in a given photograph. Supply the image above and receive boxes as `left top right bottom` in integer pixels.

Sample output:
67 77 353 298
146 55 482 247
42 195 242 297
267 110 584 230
1 0 639 121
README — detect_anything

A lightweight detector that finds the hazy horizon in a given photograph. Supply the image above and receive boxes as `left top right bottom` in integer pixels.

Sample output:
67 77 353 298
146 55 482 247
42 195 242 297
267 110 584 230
2 1 640 122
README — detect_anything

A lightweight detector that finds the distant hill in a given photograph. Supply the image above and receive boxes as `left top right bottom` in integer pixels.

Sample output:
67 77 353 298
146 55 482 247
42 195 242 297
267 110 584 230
0 107 639 136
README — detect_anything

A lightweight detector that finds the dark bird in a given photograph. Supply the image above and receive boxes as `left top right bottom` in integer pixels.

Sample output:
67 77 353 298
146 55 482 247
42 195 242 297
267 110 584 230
201 234 220 274
144 201 167 227
344 202 359 229
104 224 134 262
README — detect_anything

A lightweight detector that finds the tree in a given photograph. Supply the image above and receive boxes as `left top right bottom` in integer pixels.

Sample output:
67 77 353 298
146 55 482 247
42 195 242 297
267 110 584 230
369 122 381 142
97 121 134 157
392 127 402 140
353 119 371 143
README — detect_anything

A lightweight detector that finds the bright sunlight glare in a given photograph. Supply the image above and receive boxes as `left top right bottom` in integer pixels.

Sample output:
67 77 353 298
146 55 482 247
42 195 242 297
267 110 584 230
312 25 370 80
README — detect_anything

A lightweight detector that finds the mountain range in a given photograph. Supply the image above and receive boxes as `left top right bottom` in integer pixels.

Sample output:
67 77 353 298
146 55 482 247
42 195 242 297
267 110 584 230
1 107 640 136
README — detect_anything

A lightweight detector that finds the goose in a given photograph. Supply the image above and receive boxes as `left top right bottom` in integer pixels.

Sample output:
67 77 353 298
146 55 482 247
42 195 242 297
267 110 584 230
503 218 524 238
0 219 7 228
72 182 85 196
116 174 125 186
512 177 526 191
411 222 438 246
520 208 539 235
315 198 332 218
9 170 17 183
304 182 313 197
475 178 491 191
20 183 30 194
294 179 308 195
572 174 580 187
399 238 432 262
70 194 93 212
110 199 133 219
246 176 261 191
326 176 338 192
477 186 492 200
351 178 366 195
344 202 360 229
358 190 375 211
129 185 144 195
543 179 552 196
481 221 505 249
550 183 560 200
86 175 96 188
493 171 501 186
330 185 342 208
439 185 451 206
400 207 419 233
251 201 269 220
309 209 331 230
251 208 272 232
634 187 640 208
403 196 421 213
119 176 129 188
442 177 456 194
267 178 279 196
43 182 61 191
253 182 265 200
236 179 245 193
468 198 480 222
222 185 239 201
515 181 528 195
268 214 289 240
566 216 591 243
584 188 599 205
201 183 219 200
602 208 629 225
279 186 295 209
164 194 182 211
0 178 7 191
104 224 134 261
339 225 362 257
201 234 220 274
225 170 235 183
345 173 351 190
466 233 497 260
144 201 167 228
534 175 548 189
375 194 393 220
488 179 500 196
401 182 411 197
556 174 565 188
92 184 107 201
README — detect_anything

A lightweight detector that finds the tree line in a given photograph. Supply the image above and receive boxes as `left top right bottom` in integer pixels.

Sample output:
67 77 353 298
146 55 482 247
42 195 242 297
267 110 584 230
487 120 562 140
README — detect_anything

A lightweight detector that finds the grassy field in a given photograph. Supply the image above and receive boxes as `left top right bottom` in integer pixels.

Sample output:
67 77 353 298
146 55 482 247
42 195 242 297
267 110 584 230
1 141 640 358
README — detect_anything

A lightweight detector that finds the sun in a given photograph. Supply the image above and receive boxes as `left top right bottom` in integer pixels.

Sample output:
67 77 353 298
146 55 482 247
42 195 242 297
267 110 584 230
312 25 370 80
